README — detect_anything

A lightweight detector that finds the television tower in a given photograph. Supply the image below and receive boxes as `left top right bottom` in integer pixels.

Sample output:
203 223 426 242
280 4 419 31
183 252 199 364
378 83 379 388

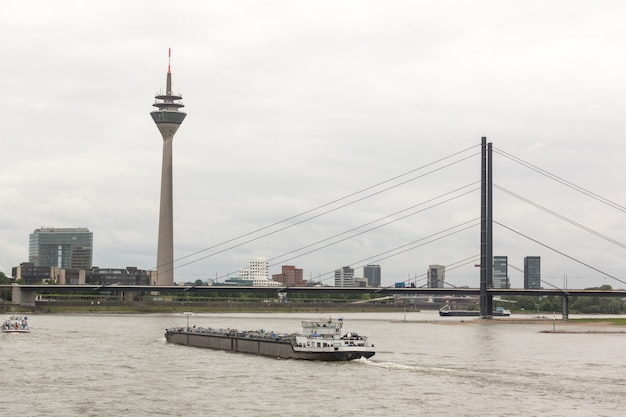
150 48 186 285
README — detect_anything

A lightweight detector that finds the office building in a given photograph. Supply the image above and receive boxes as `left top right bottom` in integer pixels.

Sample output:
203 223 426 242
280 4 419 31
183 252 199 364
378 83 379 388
239 257 280 286
272 265 306 286
353 277 368 287
334 266 354 287
493 256 510 289
13 262 151 286
28 227 93 270
151 49 187 285
12 262 67 284
363 264 381 287
427 264 445 288
524 256 541 289
86 267 151 286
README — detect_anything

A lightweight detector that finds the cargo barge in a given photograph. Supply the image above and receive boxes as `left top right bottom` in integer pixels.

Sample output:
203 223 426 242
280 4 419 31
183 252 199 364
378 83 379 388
165 317 375 361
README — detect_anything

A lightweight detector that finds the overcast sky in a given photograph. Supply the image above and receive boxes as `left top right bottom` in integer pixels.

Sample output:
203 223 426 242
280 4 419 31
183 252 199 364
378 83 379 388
2 1 626 289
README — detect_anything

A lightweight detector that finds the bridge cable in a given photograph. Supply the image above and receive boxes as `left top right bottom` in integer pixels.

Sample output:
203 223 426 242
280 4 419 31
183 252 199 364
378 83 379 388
157 145 480 274
299 221 480 286
494 220 626 286
212 219 479 284
172 178 478 276
494 147 626 213
267 185 479 267
216 219 480 284
165 151 480 275
395 254 481 289
495 185 626 250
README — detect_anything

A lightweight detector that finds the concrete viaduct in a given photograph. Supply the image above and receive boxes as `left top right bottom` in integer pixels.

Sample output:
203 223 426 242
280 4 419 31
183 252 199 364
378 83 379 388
3 284 625 318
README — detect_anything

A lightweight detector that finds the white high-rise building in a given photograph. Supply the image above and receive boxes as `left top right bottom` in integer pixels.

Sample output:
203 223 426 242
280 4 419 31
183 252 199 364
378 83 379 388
240 257 281 286
334 266 355 287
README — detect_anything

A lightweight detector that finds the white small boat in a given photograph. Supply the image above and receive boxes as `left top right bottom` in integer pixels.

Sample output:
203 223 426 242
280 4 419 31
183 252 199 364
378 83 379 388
1 315 30 333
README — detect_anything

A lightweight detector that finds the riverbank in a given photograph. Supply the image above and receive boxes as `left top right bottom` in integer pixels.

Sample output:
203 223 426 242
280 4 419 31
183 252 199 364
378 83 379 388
3 302 626 328
1 301 417 314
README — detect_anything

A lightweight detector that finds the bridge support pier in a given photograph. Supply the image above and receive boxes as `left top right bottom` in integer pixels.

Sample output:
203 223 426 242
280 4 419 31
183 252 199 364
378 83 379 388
119 291 136 303
12 286 36 307
562 295 569 320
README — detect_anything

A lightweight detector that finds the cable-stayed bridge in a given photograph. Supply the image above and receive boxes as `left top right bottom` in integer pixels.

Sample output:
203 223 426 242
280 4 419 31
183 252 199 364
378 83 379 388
165 138 625 293
7 139 625 317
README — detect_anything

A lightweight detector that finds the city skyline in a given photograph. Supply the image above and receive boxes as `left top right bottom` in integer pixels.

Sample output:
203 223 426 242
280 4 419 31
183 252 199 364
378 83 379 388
2 2 626 289
11 234 553 289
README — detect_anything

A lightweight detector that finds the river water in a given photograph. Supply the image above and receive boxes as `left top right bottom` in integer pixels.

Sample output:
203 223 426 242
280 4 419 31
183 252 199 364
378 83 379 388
1 311 625 417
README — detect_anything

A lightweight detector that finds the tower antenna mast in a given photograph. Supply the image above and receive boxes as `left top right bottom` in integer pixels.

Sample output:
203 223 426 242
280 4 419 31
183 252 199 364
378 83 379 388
150 48 187 286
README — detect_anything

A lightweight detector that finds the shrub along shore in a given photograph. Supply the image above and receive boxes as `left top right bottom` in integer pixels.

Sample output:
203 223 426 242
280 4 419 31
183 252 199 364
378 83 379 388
1 301 415 314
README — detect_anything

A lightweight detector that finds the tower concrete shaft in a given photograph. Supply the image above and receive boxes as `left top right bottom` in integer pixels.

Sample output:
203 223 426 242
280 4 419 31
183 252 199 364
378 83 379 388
150 49 186 285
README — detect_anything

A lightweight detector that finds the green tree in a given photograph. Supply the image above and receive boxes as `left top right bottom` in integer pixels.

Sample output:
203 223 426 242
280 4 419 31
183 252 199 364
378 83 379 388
570 286 623 314
539 296 561 312
0 271 13 301
0 271 12 284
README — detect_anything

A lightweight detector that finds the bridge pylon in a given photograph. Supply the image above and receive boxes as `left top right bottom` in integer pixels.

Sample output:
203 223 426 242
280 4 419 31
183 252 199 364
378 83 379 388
480 137 494 318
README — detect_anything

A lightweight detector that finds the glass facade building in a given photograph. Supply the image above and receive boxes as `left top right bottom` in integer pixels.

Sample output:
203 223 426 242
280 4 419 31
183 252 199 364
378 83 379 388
29 227 93 270
524 256 541 289
363 264 381 287
493 256 510 289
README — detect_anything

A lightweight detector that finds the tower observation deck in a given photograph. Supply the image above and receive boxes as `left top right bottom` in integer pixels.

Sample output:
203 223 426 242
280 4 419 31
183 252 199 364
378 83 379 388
150 48 187 286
